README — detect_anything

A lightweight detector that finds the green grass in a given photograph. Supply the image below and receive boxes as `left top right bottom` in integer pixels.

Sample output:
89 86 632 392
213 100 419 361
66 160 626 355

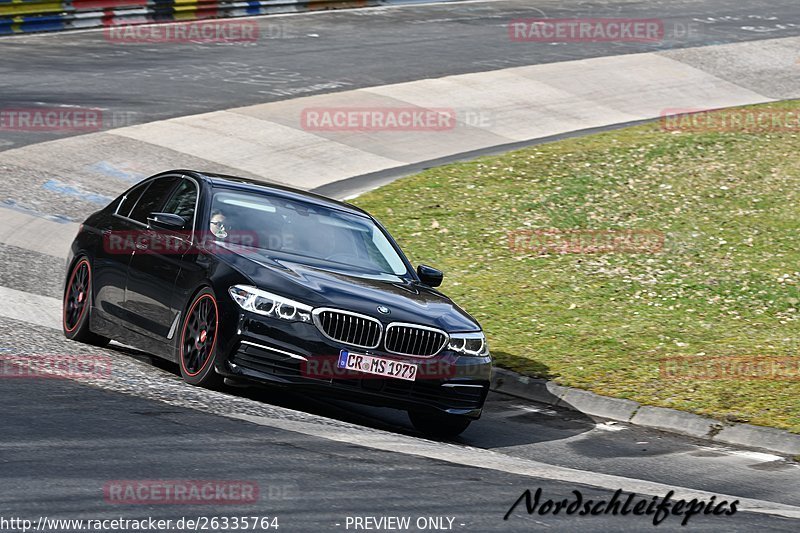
352 101 800 433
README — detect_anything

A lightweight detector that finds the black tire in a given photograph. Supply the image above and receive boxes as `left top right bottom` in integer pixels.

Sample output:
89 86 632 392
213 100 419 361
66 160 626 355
408 410 472 439
178 287 223 389
63 257 111 347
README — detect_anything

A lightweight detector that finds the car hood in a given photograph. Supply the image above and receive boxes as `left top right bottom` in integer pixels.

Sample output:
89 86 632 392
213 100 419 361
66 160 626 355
215 245 480 332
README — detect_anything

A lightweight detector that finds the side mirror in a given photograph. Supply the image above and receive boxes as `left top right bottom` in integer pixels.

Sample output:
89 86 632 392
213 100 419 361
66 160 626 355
147 212 186 230
417 264 443 287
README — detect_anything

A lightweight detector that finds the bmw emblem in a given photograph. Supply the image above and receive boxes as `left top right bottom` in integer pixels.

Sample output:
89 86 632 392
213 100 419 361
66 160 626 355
377 306 391 315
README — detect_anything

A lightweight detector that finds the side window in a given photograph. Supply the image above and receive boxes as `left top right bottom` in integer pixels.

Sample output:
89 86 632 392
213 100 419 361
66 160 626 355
115 182 149 218
162 179 198 229
128 176 180 224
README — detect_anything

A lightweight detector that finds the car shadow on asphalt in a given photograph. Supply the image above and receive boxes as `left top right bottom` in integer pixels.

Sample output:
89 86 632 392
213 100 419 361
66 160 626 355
105 343 597 450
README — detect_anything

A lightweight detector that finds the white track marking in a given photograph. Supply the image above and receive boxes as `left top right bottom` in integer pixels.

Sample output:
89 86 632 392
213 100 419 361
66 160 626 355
0 209 77 257
594 421 628 432
511 404 559 416
103 51 775 191
0 286 61 330
233 414 800 521
694 446 791 465
730 451 786 463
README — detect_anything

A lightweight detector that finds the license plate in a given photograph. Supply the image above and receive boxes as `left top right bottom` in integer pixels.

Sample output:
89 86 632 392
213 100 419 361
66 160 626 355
337 350 417 382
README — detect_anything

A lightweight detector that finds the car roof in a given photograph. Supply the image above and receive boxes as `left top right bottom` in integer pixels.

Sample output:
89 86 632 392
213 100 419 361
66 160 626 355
170 170 370 218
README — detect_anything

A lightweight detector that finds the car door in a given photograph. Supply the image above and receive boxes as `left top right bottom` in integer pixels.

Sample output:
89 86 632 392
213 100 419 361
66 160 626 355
93 179 151 325
122 175 189 340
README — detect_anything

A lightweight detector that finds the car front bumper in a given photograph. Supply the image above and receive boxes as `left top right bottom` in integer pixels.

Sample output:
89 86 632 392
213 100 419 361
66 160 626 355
214 311 492 418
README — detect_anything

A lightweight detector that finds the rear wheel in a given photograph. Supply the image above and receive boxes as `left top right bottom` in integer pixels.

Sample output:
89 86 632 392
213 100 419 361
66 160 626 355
408 410 472 439
63 257 110 347
178 288 223 388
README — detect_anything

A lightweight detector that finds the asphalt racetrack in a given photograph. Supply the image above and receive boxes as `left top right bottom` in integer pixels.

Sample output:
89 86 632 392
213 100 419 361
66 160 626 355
1 1 799 531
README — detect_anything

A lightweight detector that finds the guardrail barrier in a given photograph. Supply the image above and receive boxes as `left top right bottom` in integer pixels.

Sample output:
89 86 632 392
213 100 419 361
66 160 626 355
0 0 381 35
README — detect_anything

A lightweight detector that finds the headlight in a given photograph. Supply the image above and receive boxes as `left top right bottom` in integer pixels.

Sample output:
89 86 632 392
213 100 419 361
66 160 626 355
447 332 488 356
229 285 312 323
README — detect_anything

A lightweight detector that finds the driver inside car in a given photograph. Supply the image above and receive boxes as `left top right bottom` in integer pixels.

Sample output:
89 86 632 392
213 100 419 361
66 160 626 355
209 209 228 240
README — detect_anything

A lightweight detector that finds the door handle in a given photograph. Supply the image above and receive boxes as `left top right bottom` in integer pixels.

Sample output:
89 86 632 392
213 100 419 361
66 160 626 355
135 231 156 251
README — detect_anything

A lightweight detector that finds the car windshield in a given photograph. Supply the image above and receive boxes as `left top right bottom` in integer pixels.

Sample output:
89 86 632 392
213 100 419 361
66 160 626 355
210 189 409 276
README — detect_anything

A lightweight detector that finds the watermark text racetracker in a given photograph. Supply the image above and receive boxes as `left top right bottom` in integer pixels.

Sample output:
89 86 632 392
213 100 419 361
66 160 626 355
509 18 664 42
0 355 111 380
104 20 262 43
508 18 703 43
300 107 495 132
661 356 800 381
0 516 279 532
104 480 259 505
508 229 664 255
103 230 263 255
301 352 485 381
0 108 135 132
661 108 800 133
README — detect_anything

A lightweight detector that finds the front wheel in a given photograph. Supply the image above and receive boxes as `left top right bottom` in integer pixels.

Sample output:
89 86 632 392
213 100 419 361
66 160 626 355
178 288 223 389
63 257 110 347
408 410 472 439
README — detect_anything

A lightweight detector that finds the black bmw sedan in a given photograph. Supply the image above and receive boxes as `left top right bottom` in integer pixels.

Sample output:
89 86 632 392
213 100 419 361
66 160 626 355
63 170 492 437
